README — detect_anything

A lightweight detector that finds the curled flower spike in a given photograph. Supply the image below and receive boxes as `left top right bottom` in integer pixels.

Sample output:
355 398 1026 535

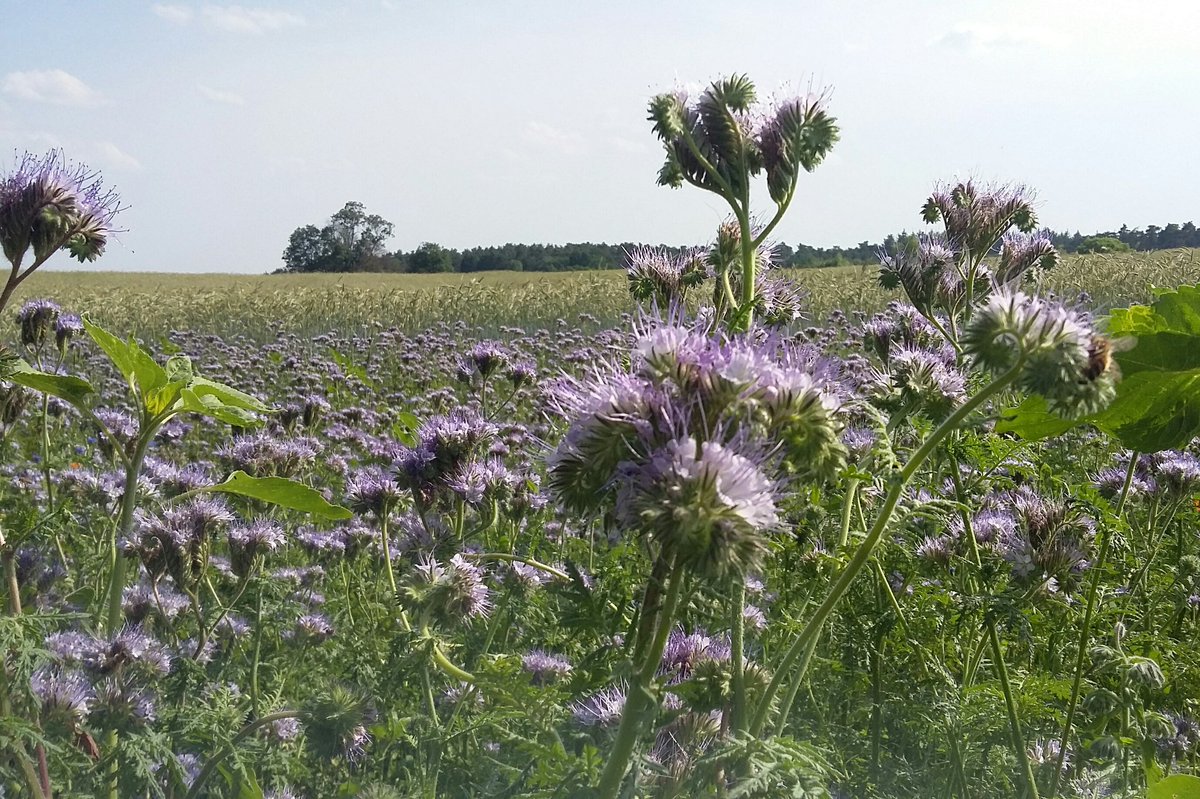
0 149 123 267
623 436 779 579
962 290 1117 418
15 298 60 347
625 245 707 307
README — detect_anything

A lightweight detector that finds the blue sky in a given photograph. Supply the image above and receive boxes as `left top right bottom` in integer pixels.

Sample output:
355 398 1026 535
3 1 1198 273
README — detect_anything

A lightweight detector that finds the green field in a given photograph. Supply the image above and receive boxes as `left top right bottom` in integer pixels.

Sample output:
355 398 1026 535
18 248 1199 338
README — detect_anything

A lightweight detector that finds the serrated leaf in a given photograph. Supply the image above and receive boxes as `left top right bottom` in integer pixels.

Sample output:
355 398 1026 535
207 470 352 520
8 360 94 406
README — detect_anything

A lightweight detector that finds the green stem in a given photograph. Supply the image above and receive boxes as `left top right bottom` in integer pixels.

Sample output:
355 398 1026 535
184 711 300 799
730 580 747 735
837 478 861 550
102 430 154 632
750 363 1022 736
986 619 1040 799
379 508 397 598
596 565 686 799
1 549 48 799
466 552 568 582
250 588 264 717
1048 453 1138 797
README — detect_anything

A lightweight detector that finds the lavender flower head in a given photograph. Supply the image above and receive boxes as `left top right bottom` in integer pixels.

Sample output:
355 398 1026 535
521 649 573 684
15 298 60 347
0 149 123 273
624 436 778 579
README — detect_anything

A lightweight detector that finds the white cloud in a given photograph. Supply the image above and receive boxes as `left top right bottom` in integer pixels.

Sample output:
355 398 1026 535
2 69 103 107
96 142 142 171
201 5 305 33
197 84 246 106
523 121 587 156
151 3 194 23
932 23 1061 54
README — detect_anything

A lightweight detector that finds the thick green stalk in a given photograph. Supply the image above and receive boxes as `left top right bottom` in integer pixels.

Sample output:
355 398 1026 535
1048 454 1138 797
103 431 154 632
596 565 686 799
730 580 747 734
751 364 1022 736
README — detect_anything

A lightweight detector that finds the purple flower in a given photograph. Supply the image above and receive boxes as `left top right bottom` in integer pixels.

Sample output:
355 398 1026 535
31 667 93 725
661 628 731 677
521 649 573 683
571 684 626 727
0 149 123 271
468 341 511 379
228 519 286 577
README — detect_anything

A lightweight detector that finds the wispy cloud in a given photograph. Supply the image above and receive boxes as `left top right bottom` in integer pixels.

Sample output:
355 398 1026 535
201 5 306 34
2 69 103 107
152 3 305 33
151 3 194 24
523 121 587 156
931 23 1060 54
197 84 246 106
96 141 142 171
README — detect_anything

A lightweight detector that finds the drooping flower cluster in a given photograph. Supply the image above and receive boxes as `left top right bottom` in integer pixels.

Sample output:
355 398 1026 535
0 149 123 270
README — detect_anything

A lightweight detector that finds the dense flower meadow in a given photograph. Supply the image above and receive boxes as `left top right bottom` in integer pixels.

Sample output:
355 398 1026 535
2 76 1200 799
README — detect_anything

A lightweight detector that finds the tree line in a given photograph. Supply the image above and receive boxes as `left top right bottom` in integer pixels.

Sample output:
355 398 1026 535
278 202 1200 273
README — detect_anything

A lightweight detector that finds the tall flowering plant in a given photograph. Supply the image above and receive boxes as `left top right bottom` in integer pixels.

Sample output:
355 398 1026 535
647 75 837 330
546 75 1125 798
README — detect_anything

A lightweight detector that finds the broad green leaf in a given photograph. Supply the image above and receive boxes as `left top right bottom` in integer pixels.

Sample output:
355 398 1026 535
144 383 184 416
207 470 352 520
83 317 167 395
189 376 270 413
8 360 94 406
165 354 194 384
995 395 1077 440
999 283 1200 452
180 388 260 427
1147 774 1200 799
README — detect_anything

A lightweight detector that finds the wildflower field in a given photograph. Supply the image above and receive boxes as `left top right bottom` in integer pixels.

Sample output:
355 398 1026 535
4 76 1200 799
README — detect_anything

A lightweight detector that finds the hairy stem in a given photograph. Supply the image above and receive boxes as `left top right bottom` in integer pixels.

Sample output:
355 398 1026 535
596 564 685 799
751 363 1022 736
1048 454 1138 797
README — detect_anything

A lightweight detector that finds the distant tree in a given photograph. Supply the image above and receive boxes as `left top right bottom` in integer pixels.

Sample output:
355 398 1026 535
1077 236 1130 254
280 202 394 272
408 242 454 273
282 225 338 272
